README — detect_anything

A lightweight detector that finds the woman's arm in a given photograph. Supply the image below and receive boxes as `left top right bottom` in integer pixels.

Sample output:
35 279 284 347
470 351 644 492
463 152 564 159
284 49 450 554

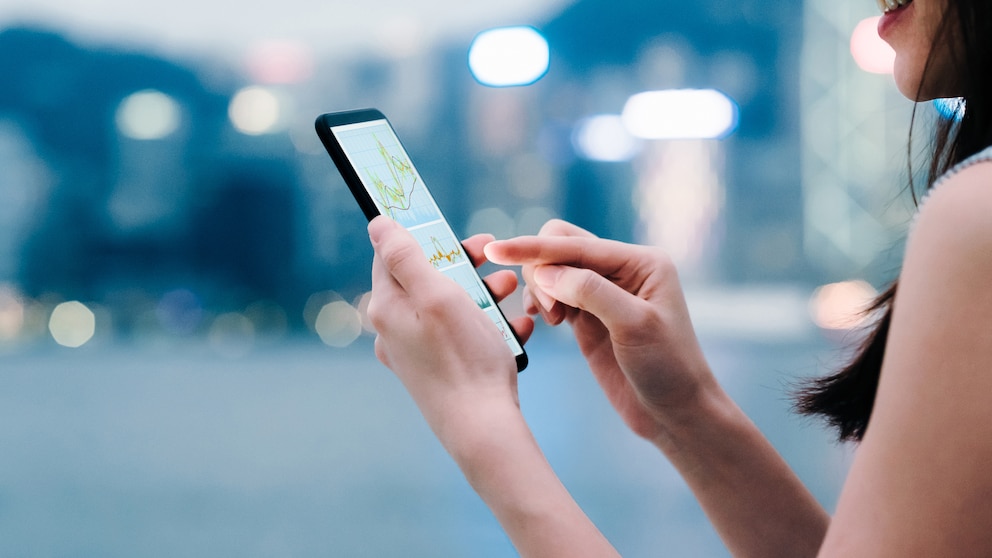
818 164 992 555
646 381 830 557
443 398 620 558
487 221 829 556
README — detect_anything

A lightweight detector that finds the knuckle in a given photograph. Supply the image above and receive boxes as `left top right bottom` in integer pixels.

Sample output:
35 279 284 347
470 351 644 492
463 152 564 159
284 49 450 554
365 294 390 331
634 246 677 281
418 283 462 316
617 303 664 342
572 268 603 299
373 335 391 366
649 247 676 273
420 290 449 314
630 303 663 331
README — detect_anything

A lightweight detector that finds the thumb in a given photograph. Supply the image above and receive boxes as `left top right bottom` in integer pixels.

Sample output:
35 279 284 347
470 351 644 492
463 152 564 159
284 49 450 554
368 216 436 295
533 264 651 336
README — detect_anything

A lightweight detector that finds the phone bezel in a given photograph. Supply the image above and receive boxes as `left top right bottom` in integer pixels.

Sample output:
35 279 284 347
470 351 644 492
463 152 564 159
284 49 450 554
315 108 529 372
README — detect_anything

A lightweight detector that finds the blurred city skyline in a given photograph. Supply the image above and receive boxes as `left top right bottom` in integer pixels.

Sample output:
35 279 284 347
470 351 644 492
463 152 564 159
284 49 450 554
0 0 918 352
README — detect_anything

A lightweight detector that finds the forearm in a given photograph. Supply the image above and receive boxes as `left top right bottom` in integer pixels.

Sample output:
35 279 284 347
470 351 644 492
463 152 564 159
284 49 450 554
438 399 620 558
650 378 830 557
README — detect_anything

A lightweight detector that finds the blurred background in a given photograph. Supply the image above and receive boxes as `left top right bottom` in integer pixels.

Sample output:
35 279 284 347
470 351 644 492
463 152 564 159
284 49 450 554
0 0 950 555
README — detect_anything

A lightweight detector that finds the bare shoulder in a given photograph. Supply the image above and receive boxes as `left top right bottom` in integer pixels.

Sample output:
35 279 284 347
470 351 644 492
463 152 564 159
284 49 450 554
896 157 992 377
900 159 992 320
817 160 992 556
912 160 992 248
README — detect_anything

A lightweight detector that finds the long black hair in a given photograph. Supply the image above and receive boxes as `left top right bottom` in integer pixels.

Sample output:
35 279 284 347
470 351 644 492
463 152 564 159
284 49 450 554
796 0 992 442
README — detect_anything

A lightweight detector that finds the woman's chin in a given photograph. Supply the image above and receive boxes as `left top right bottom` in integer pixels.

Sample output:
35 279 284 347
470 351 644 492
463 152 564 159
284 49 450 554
892 56 961 101
891 57 924 100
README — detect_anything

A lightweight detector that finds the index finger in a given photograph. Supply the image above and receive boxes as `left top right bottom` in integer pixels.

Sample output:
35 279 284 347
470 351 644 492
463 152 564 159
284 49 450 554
484 235 641 279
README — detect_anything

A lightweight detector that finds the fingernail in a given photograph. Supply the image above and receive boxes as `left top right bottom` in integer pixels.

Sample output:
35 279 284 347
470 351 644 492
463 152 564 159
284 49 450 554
522 288 536 314
533 288 555 312
482 241 503 261
367 216 394 246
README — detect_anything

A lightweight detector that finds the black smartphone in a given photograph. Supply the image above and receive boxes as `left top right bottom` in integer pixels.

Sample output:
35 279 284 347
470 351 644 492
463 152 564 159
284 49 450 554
315 108 528 371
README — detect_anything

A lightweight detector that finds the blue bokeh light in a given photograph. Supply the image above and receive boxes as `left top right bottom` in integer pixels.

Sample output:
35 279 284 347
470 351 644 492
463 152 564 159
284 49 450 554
572 114 643 162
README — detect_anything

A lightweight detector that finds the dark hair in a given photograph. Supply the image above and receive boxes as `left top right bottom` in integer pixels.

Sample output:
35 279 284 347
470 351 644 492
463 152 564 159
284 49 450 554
796 0 992 442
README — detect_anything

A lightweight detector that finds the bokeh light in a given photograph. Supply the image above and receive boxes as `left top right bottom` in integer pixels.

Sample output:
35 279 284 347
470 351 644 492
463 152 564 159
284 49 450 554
636 140 723 272
315 301 362 348
850 16 894 74
622 89 739 140
244 300 289 341
245 40 314 84
809 280 878 330
304 291 343 332
48 301 96 348
466 207 515 239
468 26 550 87
156 289 203 335
115 89 182 140
572 114 643 162
0 284 25 341
208 312 255 358
354 292 376 334
229 86 281 135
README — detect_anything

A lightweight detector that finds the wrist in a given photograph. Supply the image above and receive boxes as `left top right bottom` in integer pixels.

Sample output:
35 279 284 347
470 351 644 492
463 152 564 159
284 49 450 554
643 372 736 453
432 396 528 473
434 395 621 558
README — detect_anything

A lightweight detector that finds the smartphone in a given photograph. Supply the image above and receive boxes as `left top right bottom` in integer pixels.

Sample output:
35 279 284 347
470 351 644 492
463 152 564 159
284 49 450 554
315 108 528 371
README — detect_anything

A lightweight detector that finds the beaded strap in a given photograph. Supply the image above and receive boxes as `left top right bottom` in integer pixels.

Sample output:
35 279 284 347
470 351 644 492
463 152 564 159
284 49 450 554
919 144 992 206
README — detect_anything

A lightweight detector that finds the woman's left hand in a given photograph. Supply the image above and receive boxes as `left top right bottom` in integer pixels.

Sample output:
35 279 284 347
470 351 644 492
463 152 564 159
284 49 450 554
366 216 534 445
367 216 621 558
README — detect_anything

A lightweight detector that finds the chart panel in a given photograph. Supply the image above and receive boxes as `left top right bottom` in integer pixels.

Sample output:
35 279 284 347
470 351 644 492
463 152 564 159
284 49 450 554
409 222 467 270
334 121 441 227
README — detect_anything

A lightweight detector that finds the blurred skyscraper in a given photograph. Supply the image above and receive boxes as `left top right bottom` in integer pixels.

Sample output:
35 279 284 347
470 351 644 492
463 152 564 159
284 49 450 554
800 0 918 286
0 28 300 325
427 0 808 282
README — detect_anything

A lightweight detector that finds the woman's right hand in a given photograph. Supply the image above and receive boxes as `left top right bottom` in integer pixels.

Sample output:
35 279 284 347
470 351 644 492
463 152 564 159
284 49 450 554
484 219 715 441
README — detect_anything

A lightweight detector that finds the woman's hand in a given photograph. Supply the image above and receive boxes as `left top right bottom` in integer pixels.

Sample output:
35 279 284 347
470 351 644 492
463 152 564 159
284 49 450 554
484 219 714 441
366 216 533 445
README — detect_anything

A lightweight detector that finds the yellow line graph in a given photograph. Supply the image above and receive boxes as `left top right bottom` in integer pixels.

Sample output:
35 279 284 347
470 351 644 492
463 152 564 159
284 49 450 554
366 134 419 218
427 236 464 269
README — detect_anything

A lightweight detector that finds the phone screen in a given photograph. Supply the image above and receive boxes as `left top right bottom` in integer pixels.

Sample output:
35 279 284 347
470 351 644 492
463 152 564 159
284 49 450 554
322 114 526 366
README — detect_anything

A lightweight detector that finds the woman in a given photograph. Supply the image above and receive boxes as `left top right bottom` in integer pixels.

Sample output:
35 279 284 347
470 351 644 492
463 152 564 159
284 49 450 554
365 0 992 554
